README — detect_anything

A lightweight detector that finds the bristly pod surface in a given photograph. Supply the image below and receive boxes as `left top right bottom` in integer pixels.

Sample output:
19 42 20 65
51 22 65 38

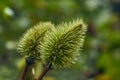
17 22 54 59
40 19 87 69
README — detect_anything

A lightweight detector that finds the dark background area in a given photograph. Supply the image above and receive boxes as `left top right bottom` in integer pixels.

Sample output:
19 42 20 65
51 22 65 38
0 0 120 80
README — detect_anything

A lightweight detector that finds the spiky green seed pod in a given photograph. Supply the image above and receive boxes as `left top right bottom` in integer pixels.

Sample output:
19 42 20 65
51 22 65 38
40 19 87 69
17 22 54 59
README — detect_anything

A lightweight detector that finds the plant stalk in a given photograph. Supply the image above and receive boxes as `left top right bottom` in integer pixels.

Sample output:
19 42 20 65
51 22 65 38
21 63 30 80
38 66 49 80
21 56 35 80
38 62 52 80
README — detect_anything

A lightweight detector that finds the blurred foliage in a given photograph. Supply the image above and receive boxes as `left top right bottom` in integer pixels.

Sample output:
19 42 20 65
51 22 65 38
0 0 120 80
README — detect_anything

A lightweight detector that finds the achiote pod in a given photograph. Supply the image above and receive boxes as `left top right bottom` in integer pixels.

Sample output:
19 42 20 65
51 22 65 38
40 19 87 69
17 22 54 59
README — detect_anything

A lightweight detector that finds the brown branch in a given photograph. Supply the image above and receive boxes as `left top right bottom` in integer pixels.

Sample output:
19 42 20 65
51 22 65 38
21 57 35 80
38 62 52 80
21 63 30 80
38 66 49 80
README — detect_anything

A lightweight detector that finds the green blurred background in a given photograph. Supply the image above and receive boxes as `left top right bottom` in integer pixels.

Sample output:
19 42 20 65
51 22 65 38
0 0 120 80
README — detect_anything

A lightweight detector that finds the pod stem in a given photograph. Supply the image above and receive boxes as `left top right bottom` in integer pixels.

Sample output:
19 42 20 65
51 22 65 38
21 56 35 80
38 62 52 80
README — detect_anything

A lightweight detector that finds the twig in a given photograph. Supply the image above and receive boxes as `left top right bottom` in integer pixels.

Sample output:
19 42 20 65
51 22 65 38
21 62 30 80
21 57 35 80
38 62 52 80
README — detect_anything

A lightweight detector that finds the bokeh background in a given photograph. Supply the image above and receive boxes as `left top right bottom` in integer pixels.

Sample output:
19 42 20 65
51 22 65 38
0 0 120 80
